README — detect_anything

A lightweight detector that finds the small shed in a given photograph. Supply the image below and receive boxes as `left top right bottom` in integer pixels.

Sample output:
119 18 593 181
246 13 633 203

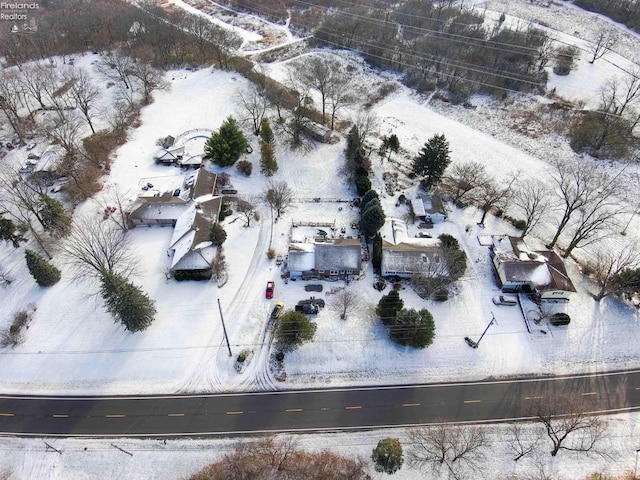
162 135 175 149
425 195 447 223
410 198 426 220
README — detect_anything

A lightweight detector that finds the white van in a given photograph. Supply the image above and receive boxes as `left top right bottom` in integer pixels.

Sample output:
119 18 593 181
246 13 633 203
492 294 518 306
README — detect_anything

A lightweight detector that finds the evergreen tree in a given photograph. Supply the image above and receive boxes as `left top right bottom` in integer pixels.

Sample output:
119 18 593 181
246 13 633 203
260 141 278 176
372 438 404 474
612 267 640 300
275 310 317 351
376 290 404 326
372 232 383 273
359 204 385 238
0 217 26 248
259 117 274 146
25 249 61 287
361 189 379 207
355 176 371 196
205 116 248 166
381 134 400 161
209 223 227 246
412 134 451 190
389 308 435 349
100 273 156 332
39 195 71 237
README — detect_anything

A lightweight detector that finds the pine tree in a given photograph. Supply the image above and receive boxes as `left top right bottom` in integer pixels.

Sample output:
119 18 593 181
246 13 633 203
372 232 383 273
413 134 451 190
376 290 403 326
359 204 385 238
260 141 278 176
100 273 156 332
39 195 71 237
389 308 435 349
205 116 248 166
275 310 317 351
0 217 26 248
25 249 61 287
355 176 371 196
259 117 274 146
361 189 379 207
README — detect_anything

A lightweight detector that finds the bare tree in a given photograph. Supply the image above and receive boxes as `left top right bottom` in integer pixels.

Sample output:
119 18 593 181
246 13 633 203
129 62 169 105
474 175 516 226
588 243 640 300
440 161 489 205
547 157 615 250
589 27 618 64
507 422 543 462
42 113 84 157
282 70 313 148
531 396 607 457
512 179 551 238
326 70 354 130
264 180 294 218
236 87 269 136
0 70 28 144
235 196 259 227
60 216 135 279
329 289 359 320
65 67 100 133
0 264 13 288
96 185 134 232
98 51 134 90
408 424 489 480
411 251 453 299
352 108 379 150
102 100 135 136
19 63 51 110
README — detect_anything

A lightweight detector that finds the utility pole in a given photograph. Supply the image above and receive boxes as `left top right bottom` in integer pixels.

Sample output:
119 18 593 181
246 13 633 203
465 313 497 349
218 298 232 357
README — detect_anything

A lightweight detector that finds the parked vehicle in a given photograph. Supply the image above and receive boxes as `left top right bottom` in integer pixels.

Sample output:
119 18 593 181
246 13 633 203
271 301 284 319
295 303 319 315
549 312 571 326
492 294 518 306
265 281 274 299
275 255 283 266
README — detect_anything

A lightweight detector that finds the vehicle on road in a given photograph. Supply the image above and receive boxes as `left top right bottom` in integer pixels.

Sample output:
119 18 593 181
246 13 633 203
492 294 518 306
271 301 284 319
265 281 274 299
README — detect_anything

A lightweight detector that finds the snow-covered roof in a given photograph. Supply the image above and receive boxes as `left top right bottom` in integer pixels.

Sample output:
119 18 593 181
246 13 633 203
288 245 315 273
172 245 215 271
381 218 439 247
33 150 60 172
314 238 361 271
411 198 426 217
381 243 446 277
127 197 190 222
179 155 203 166
492 235 576 293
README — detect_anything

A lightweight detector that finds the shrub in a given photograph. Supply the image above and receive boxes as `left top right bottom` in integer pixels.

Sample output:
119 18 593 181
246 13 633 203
372 437 404 474
275 311 317 351
237 351 247 363
209 223 227 246
267 247 276 259
216 172 232 187
218 203 232 221
376 289 403 326
275 351 285 362
236 160 253 176
1 308 35 348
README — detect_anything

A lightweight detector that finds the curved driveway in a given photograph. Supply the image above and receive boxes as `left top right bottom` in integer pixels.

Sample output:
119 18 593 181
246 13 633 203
0 369 639 437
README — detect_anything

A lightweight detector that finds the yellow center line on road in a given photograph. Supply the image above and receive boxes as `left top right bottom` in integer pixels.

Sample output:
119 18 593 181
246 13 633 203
285 408 303 412
524 396 543 400
167 413 185 417
345 406 362 410
0 413 14 417
581 392 598 396
105 414 126 418
52 414 69 418
226 411 244 415
402 403 421 407
463 400 481 404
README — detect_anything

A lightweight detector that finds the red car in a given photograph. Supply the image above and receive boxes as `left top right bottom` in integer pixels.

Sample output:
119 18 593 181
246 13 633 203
265 281 275 299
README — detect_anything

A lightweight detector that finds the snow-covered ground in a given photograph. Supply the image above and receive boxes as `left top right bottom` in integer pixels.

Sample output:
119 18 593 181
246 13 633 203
1 0 640 478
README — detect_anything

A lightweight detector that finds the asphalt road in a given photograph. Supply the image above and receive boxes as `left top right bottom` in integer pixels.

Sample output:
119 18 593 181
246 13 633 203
0 370 638 437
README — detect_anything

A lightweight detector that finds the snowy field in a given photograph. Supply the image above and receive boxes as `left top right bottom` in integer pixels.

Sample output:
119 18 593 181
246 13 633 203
1 0 640 478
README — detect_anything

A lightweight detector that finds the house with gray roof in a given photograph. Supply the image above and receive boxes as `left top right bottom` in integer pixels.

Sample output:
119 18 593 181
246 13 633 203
126 167 222 279
287 238 362 280
491 235 576 300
